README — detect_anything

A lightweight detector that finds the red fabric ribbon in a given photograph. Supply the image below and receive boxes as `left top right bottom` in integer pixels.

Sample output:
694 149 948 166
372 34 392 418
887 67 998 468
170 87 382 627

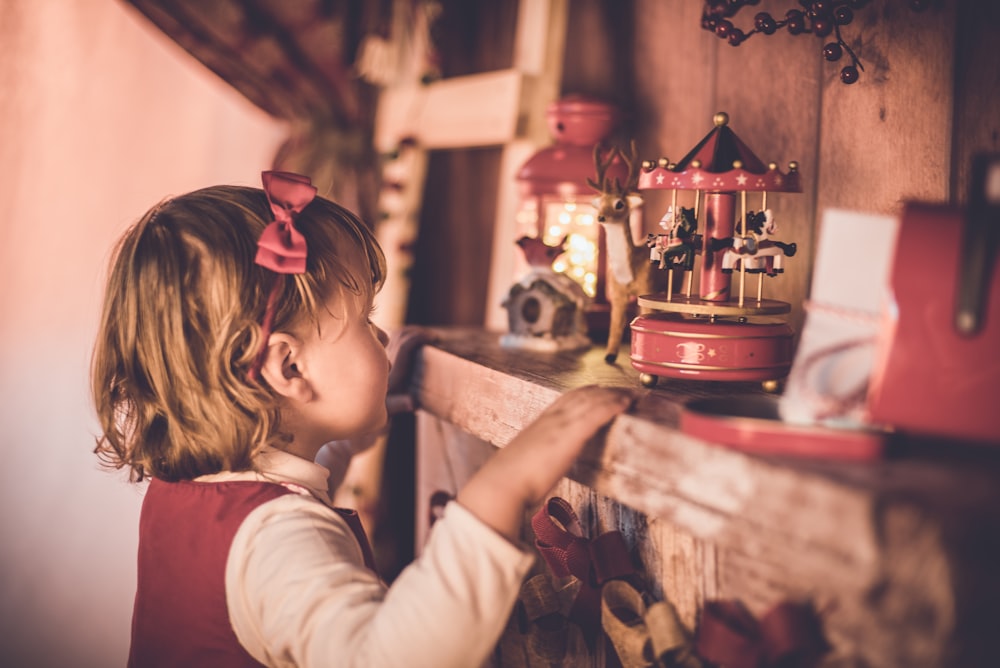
695 599 830 668
248 171 318 380
255 171 317 274
531 497 635 640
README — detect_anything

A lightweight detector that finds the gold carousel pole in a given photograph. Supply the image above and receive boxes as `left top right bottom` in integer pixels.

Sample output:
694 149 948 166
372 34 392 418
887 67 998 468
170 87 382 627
667 187 677 301
688 188 700 298
758 190 768 302
739 187 747 307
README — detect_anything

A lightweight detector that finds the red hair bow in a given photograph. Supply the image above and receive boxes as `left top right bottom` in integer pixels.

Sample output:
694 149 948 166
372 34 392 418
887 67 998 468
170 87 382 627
255 171 317 274
248 170 317 380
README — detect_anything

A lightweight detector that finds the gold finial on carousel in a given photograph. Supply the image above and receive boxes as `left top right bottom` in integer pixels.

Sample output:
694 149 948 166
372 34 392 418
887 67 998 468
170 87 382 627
788 161 799 171
768 161 778 170
691 159 702 168
733 160 743 169
714 111 729 127
658 157 670 169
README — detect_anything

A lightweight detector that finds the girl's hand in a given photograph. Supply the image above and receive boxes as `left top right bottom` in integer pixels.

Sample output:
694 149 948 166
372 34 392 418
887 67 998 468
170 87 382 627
493 385 635 506
457 385 635 542
384 326 436 416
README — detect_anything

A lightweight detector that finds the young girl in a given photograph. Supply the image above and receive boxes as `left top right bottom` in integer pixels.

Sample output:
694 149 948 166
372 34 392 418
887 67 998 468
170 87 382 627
92 171 633 667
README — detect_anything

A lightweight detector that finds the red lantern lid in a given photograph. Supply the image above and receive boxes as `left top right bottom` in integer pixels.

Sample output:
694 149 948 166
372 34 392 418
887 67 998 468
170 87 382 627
545 95 620 146
518 96 626 198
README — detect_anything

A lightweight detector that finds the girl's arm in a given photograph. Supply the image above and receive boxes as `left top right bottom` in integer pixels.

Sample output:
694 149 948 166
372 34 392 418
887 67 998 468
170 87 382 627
456 385 634 543
233 385 631 667
230 490 534 668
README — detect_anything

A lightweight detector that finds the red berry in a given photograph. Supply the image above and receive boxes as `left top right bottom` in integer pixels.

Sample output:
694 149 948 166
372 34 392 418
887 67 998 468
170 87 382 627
809 2 830 19
834 6 854 24
754 12 777 34
728 28 746 45
786 9 806 34
840 65 860 84
823 42 843 61
812 18 833 37
715 19 733 38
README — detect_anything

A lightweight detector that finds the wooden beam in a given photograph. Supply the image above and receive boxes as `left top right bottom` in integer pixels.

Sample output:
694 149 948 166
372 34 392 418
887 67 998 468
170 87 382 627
374 69 524 151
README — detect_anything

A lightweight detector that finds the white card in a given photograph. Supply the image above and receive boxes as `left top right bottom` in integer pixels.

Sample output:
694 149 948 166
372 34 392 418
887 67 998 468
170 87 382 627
779 208 900 428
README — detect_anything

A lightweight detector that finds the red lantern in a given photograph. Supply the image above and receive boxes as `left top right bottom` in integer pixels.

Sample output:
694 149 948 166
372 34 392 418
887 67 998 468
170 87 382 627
515 96 642 328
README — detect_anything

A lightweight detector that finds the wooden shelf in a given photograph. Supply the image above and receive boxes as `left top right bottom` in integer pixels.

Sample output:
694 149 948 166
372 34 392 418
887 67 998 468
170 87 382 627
411 327 1000 667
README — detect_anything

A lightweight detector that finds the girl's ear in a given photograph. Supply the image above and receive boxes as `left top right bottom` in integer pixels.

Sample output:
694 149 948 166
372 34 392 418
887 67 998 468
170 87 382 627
259 332 314 402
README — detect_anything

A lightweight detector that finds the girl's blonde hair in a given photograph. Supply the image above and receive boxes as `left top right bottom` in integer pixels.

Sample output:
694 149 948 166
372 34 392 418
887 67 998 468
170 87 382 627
92 185 385 482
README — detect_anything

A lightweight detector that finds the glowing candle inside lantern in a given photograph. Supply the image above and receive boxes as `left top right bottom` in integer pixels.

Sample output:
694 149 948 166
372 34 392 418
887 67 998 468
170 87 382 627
537 200 600 296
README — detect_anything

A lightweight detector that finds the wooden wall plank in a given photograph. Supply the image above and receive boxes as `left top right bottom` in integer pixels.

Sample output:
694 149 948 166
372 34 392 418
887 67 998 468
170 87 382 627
816 2 957 216
650 515 719 630
631 0 717 231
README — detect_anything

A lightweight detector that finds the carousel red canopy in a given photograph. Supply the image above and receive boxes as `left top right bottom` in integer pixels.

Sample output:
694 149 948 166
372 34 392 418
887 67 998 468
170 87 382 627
638 112 800 194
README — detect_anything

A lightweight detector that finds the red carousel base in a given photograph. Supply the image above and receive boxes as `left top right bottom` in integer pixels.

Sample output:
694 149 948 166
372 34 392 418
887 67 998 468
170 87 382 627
629 311 793 387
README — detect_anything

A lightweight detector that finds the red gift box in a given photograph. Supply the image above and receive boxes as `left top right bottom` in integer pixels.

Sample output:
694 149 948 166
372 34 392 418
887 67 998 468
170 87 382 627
867 156 1000 445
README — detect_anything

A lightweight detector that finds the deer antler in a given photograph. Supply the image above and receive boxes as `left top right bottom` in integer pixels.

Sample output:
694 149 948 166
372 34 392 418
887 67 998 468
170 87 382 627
620 139 640 194
587 144 619 194
586 141 641 196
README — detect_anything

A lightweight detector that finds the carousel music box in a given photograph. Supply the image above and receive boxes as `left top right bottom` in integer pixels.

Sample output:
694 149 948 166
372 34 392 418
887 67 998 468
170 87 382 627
630 112 801 388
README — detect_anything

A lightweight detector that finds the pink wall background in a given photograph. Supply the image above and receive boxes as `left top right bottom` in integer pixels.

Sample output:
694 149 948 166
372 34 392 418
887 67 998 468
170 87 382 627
0 1 286 664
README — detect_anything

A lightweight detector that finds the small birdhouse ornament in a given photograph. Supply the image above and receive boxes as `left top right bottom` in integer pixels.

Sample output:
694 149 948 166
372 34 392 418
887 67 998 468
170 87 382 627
501 236 591 351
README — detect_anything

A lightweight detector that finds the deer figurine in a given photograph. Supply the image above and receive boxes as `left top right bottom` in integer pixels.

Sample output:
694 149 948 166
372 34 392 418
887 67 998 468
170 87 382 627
588 141 659 363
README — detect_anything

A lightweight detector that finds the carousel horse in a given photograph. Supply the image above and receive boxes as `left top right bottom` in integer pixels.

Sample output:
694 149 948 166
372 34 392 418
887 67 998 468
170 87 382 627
721 209 797 276
647 205 700 271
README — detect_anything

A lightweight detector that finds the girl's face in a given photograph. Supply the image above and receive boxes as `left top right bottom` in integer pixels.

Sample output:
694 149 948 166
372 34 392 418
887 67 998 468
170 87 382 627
291 274 390 448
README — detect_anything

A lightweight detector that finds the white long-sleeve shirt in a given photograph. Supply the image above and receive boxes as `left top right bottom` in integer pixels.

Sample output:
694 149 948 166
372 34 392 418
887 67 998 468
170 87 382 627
198 446 534 667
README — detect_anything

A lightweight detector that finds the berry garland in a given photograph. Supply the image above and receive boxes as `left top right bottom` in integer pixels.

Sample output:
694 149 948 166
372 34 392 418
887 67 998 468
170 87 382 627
700 0 939 84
